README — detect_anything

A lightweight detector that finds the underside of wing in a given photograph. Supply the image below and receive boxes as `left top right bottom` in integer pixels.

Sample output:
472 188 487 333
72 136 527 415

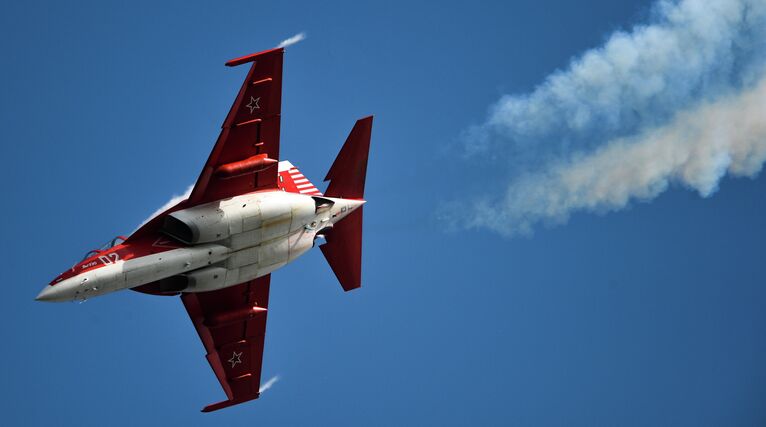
188 48 284 205
126 49 284 243
181 275 271 412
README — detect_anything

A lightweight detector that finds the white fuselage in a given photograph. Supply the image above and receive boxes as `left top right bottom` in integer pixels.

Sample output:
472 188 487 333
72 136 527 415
37 191 363 302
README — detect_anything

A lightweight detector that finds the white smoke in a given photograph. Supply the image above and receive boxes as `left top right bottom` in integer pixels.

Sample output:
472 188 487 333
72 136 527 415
136 184 193 230
459 0 766 235
259 375 280 394
467 78 766 235
277 32 306 48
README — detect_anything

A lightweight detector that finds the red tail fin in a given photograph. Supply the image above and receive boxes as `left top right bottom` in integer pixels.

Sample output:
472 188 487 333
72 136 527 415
324 116 373 199
320 207 363 291
320 116 373 291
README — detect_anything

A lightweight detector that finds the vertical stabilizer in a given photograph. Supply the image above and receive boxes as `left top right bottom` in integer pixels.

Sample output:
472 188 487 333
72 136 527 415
320 116 373 291
324 116 373 199
320 207 364 291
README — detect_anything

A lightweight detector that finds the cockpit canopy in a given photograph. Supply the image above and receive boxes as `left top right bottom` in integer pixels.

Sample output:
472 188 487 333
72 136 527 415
80 236 126 261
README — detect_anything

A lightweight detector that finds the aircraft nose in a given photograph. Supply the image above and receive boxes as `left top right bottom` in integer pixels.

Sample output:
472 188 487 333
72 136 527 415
35 286 56 302
35 284 71 302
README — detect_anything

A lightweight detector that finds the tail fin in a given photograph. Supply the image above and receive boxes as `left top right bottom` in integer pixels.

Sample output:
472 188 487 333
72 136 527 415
320 206 363 291
320 116 373 291
324 116 373 199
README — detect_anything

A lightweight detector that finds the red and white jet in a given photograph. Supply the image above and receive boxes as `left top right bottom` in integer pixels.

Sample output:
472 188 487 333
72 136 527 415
36 48 372 412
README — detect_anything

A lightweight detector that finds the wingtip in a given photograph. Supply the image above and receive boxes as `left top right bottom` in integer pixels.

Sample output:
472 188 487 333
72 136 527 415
225 47 284 67
201 393 260 412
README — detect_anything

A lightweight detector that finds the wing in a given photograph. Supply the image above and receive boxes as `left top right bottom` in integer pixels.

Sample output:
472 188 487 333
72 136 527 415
181 275 271 412
188 48 284 205
126 49 282 242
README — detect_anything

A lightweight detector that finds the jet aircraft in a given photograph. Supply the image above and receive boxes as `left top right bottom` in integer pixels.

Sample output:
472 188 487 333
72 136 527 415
36 47 372 412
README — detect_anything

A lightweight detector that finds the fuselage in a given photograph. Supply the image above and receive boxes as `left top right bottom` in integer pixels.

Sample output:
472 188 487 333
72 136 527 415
37 190 363 302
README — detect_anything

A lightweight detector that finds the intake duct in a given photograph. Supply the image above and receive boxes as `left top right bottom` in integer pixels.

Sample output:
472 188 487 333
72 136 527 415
156 266 229 293
158 275 188 292
161 201 229 245
163 215 196 244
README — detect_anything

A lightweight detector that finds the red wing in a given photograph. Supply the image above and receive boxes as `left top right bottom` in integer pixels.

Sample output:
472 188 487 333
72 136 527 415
188 48 284 205
126 49 283 242
181 275 271 412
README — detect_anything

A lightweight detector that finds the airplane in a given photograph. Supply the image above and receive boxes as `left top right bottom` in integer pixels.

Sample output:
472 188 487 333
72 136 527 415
35 47 372 412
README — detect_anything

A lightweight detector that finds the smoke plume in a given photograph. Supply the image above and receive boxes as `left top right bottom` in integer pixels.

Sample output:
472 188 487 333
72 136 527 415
259 375 280 393
277 32 306 48
136 184 192 230
458 0 766 236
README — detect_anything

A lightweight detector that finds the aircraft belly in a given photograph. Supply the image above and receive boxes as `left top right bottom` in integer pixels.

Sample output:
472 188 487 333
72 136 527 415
227 246 260 267
288 229 314 262
229 228 263 251
219 226 313 285
261 214 292 241
222 260 286 286
124 244 229 289
225 236 289 269
123 192 317 293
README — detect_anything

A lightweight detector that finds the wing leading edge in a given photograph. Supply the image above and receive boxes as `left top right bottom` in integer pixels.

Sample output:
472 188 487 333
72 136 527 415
126 48 284 243
188 48 284 205
181 275 271 412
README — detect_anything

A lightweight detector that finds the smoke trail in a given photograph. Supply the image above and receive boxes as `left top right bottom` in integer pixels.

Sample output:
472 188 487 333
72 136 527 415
136 184 193 230
277 32 306 48
466 78 766 235
259 375 280 393
458 0 766 235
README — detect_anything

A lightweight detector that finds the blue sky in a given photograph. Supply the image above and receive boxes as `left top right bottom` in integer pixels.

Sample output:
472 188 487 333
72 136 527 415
2 0 766 425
